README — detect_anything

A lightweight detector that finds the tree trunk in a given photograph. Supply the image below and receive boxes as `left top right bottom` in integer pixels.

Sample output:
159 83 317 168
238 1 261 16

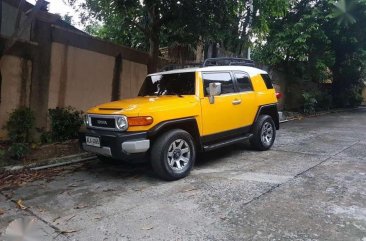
195 37 204 62
331 47 347 107
282 54 291 110
148 32 159 73
145 3 161 74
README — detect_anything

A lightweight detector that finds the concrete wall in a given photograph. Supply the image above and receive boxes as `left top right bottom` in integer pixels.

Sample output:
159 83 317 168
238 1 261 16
49 43 115 111
0 55 32 139
0 2 151 140
49 43 148 112
120 59 148 99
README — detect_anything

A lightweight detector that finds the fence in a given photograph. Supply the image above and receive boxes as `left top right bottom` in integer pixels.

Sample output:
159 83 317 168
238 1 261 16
0 6 149 139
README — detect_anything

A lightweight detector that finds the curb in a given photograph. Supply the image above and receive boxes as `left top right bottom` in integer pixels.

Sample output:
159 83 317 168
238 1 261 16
1 152 97 172
279 106 365 124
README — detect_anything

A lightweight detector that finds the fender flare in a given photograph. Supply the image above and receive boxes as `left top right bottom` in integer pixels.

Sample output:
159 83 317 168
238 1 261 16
254 104 280 130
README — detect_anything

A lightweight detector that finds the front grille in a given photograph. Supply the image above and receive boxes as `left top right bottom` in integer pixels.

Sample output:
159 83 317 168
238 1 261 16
90 117 116 128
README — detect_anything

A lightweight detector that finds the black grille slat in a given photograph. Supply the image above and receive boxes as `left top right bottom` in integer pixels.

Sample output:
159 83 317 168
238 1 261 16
91 117 116 128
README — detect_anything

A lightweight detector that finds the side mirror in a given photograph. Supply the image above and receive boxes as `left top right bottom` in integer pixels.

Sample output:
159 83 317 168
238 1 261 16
208 82 221 104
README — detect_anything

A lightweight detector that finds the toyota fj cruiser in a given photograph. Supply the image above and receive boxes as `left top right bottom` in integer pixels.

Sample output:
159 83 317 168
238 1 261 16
79 58 280 180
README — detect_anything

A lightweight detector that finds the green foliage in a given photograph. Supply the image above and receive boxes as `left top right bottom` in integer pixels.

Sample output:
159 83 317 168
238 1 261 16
0 148 9 166
62 14 73 25
8 143 30 160
40 131 53 144
4 108 35 143
84 14 146 50
48 107 83 142
253 0 366 109
327 0 366 107
70 0 289 65
0 148 5 161
315 90 333 110
330 0 357 27
302 92 318 114
336 85 364 107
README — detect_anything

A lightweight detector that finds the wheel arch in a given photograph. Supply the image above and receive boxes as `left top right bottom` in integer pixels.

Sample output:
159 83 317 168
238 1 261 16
148 117 202 150
254 104 280 130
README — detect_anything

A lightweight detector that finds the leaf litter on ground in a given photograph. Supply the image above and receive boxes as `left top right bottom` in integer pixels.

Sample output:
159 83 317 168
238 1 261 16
0 167 72 190
16 199 27 210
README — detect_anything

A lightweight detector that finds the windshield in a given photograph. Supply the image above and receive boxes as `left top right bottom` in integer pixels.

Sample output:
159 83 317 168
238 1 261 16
138 72 195 96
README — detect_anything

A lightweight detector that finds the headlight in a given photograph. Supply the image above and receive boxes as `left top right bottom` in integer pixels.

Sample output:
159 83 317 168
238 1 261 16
116 116 128 131
84 114 89 126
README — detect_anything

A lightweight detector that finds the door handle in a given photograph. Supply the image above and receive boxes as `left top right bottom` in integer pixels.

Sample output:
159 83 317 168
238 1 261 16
232 99 242 105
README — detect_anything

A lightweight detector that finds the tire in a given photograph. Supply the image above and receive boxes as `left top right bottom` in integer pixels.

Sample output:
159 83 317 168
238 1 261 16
151 129 196 181
250 115 276 151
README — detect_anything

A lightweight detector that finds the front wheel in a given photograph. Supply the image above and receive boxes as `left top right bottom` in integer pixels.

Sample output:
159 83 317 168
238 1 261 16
250 115 276 151
151 129 196 181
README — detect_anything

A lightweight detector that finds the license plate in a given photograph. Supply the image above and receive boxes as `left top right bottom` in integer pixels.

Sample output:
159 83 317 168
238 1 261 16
86 136 100 147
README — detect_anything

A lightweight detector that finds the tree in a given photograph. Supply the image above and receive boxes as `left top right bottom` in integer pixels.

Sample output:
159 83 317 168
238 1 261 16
73 0 187 72
71 0 289 71
252 0 330 108
62 14 73 25
253 0 366 109
326 0 366 106
235 0 289 57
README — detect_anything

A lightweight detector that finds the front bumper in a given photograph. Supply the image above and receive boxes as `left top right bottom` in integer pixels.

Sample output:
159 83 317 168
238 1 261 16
79 128 150 161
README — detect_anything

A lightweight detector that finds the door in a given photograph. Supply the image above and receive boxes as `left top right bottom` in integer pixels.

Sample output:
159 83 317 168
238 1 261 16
200 72 244 137
233 71 257 126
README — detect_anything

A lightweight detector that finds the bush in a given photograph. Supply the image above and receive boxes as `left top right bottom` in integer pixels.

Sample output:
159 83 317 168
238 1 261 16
0 148 5 161
48 107 83 141
316 91 332 110
8 143 30 160
40 131 53 144
336 85 364 107
302 92 318 114
0 148 8 166
4 108 35 143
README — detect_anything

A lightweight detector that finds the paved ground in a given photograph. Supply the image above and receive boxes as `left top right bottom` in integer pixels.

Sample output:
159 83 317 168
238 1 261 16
1 109 366 241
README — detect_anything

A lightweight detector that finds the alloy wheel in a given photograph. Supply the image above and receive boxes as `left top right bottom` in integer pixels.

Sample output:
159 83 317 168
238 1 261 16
167 139 191 171
261 122 273 145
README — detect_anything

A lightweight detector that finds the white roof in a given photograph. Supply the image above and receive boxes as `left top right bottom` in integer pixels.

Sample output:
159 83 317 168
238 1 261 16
149 66 267 77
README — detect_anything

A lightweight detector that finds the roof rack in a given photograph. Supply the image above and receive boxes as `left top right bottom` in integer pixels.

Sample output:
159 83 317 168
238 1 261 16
159 57 255 72
202 57 254 67
160 63 202 72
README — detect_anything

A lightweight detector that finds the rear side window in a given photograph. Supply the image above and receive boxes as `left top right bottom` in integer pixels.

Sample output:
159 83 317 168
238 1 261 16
202 72 235 96
261 74 274 89
235 72 253 92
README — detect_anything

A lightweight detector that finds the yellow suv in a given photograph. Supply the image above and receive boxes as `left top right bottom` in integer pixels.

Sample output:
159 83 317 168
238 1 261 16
79 59 279 180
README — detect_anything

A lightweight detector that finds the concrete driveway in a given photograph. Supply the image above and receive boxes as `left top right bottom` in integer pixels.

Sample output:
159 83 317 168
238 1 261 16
1 109 366 241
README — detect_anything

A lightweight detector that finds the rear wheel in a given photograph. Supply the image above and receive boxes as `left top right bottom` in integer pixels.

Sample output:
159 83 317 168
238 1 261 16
250 115 276 151
151 129 196 181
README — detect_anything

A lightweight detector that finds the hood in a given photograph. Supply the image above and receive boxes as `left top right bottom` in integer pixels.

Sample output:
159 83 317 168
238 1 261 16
88 96 198 116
